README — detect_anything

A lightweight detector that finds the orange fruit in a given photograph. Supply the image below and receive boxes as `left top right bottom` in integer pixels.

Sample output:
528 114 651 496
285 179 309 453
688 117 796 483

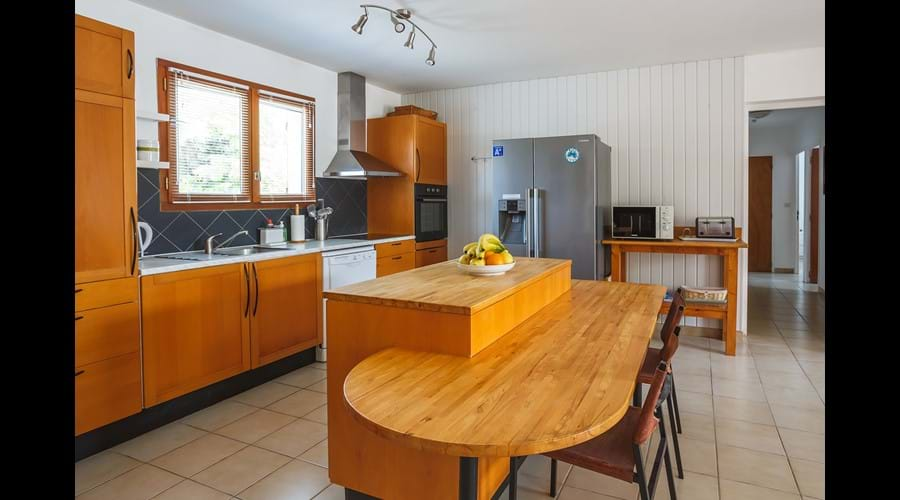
484 252 504 265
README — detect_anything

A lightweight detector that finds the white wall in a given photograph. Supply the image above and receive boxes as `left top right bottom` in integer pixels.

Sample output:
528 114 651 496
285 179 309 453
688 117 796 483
75 0 401 177
404 57 745 329
745 48 825 104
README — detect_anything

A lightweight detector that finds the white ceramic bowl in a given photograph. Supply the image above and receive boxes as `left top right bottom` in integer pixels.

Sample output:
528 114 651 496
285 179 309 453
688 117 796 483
456 260 516 276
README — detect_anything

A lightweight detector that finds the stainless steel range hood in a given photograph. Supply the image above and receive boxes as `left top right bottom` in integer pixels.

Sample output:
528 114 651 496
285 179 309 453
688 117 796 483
323 72 403 178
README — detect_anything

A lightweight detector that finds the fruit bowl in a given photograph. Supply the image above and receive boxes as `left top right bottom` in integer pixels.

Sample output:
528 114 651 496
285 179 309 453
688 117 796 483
457 261 516 276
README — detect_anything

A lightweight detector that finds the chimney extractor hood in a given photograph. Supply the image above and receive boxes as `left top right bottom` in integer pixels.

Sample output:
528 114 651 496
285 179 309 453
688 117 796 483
323 72 403 178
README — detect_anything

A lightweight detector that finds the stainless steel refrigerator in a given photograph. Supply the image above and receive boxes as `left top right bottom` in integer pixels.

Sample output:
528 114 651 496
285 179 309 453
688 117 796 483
492 134 612 280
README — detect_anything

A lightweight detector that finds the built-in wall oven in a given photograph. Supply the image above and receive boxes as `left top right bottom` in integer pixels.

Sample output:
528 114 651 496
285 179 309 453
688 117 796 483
414 183 448 242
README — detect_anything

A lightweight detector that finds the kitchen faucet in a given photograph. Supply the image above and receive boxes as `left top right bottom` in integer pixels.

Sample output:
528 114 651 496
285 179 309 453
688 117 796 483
204 230 249 254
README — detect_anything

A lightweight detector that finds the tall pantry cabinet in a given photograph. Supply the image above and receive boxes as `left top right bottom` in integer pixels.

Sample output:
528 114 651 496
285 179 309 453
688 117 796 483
74 14 142 436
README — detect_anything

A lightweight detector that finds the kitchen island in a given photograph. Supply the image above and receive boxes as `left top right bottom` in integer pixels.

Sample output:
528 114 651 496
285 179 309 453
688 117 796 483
325 258 665 499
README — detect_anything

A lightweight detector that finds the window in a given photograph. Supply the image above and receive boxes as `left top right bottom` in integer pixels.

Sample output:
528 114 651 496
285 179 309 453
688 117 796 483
158 59 316 209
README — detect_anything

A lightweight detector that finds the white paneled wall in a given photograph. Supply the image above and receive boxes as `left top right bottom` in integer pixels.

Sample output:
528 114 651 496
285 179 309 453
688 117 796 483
404 57 744 328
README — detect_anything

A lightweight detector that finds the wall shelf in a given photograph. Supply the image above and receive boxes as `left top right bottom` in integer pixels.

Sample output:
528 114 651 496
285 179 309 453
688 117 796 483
137 160 169 169
136 111 170 122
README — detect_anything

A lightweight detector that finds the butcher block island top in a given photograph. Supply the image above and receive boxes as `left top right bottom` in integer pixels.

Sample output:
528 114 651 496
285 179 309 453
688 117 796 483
323 257 571 315
343 280 668 458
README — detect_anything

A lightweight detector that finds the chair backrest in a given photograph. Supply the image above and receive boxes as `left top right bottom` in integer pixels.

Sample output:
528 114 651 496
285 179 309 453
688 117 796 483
658 326 681 364
633 360 669 445
660 288 686 344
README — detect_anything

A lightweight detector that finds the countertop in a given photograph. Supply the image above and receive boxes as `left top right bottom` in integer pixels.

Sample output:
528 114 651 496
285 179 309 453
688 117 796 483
601 237 748 249
343 279 667 457
139 234 414 276
323 257 571 315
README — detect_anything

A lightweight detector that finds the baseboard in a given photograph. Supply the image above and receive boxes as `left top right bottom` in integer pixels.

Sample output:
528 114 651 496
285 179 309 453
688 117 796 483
773 267 795 274
818 285 825 294
75 347 316 462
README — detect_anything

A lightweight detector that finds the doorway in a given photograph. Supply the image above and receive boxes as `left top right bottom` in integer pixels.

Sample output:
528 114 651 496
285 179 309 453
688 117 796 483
806 147 820 283
796 151 805 275
748 156 773 272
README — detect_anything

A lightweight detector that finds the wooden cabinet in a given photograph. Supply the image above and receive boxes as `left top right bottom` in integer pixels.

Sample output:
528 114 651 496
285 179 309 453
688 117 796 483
251 254 322 368
76 352 142 436
415 240 448 268
141 265 251 406
415 118 447 185
76 302 140 367
375 240 416 277
75 15 134 99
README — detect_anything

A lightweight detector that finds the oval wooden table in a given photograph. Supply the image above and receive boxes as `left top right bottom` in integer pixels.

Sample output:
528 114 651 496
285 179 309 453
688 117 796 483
344 279 667 499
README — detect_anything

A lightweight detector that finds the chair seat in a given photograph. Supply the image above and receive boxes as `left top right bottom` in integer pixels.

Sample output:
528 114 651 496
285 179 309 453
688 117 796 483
637 347 663 385
543 406 649 483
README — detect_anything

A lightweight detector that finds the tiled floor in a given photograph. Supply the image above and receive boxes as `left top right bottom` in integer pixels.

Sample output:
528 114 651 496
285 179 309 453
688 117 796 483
75 273 824 499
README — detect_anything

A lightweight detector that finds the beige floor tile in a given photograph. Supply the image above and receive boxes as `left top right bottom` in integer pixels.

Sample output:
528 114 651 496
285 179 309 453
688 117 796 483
754 358 804 375
712 379 767 402
299 439 329 468
557 485 623 500
714 418 785 455
798 360 825 379
113 423 208 462
749 344 794 357
506 472 567 500
306 378 327 393
653 471 719 500
713 397 775 426
770 404 824 434
192 446 291 495
255 418 328 457
312 484 345 500
719 478 801 500
215 409 297 444
710 360 759 382
75 451 141 495
757 370 817 391
230 382 299 408
672 374 712 394
153 480 232 500
180 401 258 432
266 389 328 417
76 464 182 500
565 466 637 499
674 390 713 416
717 444 798 494
678 436 718 476
676 411 716 443
303 404 328 425
763 386 824 411
790 349 824 362
310 361 327 371
790 458 824 499
672 357 711 377
237 459 330 500
779 429 824 463
519 455 571 487
151 434 247 477
275 365 328 388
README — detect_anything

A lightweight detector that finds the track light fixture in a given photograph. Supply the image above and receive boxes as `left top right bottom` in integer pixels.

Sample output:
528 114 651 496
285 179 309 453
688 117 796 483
350 4 437 66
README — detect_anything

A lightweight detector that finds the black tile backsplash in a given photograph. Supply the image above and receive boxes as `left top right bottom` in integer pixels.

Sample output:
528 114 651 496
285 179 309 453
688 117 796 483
137 172 367 255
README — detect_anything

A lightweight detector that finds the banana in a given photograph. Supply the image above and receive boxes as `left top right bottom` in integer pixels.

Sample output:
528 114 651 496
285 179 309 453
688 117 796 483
500 250 515 264
463 242 478 253
477 233 506 255
458 254 471 265
469 257 486 266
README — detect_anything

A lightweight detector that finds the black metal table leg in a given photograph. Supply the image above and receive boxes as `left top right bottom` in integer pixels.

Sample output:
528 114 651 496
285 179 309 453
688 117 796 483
509 457 518 500
459 457 479 500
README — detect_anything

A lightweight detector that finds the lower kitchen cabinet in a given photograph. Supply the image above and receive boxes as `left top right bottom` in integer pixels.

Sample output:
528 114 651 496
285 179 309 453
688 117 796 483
141 264 251 406
415 241 448 268
251 254 322 368
75 352 142 435
377 253 416 276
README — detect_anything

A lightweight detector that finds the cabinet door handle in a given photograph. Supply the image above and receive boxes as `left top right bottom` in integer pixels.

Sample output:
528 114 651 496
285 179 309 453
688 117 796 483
252 263 260 316
74 288 83 294
243 264 250 318
75 370 85 377
130 207 137 275
391 242 401 246
415 148 421 182
392 256 402 260
126 49 134 79
74 316 84 321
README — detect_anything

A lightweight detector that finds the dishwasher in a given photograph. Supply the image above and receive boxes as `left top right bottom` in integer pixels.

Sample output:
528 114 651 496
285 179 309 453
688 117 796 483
319 245 377 362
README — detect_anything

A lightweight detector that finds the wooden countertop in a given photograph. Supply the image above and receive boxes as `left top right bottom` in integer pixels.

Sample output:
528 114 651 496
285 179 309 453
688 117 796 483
343 279 667 458
602 237 748 249
323 257 571 316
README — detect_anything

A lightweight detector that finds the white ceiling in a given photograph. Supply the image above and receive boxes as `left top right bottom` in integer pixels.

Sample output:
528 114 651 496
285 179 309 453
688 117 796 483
131 0 824 94
749 107 825 130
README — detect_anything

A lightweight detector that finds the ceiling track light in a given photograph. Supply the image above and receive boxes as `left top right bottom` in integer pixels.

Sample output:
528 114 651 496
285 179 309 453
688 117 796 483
351 4 437 66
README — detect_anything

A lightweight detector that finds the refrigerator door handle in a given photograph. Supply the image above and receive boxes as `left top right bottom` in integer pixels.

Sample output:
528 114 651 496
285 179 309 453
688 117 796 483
525 189 532 257
532 187 541 258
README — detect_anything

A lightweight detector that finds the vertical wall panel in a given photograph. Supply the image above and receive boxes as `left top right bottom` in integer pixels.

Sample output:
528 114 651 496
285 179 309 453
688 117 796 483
402 56 746 330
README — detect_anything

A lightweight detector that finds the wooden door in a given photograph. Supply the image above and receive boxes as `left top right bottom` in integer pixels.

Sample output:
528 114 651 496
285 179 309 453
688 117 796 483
367 116 416 235
250 254 322 367
75 90 137 284
414 117 447 185
748 156 773 272
141 264 251 406
75 15 134 99
807 147 820 283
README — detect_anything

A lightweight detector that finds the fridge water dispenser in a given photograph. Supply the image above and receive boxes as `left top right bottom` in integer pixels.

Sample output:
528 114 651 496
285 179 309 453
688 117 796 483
498 199 527 246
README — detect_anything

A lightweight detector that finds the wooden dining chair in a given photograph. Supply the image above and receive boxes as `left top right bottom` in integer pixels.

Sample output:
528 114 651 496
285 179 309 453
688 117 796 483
532 360 678 500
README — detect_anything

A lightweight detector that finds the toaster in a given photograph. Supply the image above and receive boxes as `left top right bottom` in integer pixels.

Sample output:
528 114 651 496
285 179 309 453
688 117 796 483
695 217 735 238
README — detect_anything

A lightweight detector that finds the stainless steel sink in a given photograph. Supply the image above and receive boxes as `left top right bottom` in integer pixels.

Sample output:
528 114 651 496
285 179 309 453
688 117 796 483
154 251 231 262
213 245 293 256
154 245 292 261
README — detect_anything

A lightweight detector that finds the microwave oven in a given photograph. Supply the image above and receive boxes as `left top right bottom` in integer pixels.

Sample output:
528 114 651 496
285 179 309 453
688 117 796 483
611 205 674 240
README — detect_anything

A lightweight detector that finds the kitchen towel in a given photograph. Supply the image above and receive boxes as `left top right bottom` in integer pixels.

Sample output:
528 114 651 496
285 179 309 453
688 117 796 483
290 214 306 242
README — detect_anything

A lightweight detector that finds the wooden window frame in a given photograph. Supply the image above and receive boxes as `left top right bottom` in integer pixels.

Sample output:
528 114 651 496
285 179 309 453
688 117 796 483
156 59 317 211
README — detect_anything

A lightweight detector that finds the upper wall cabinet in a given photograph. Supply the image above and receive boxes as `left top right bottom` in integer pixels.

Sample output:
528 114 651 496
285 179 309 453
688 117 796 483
414 118 447 185
367 115 447 185
75 15 135 99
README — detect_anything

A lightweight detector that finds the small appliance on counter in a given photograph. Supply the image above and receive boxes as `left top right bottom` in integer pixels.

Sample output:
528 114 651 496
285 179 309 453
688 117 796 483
611 205 674 240
695 217 735 239
259 218 287 245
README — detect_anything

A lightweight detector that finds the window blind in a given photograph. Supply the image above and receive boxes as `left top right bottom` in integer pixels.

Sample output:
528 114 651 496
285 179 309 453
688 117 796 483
167 68 251 203
257 90 316 202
